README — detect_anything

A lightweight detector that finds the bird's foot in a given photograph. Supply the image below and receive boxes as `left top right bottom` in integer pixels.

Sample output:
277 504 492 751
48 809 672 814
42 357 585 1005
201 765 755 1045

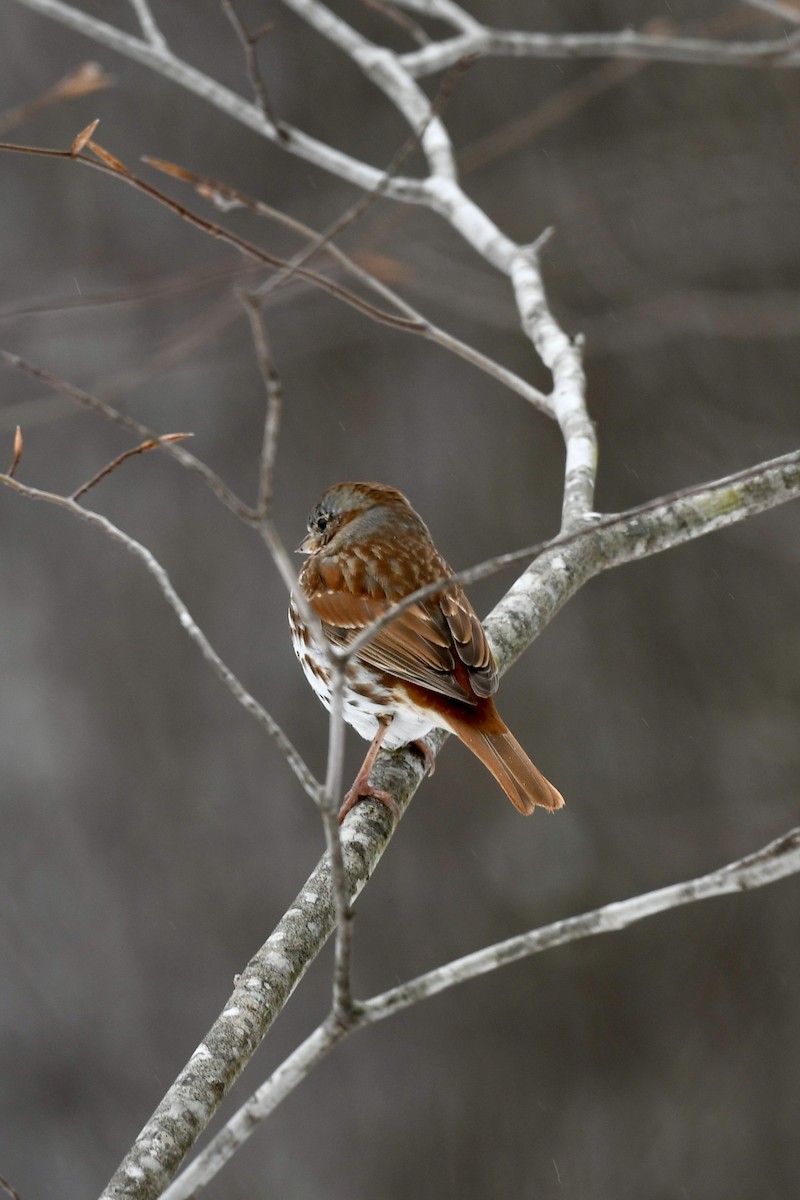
338 780 401 826
338 719 401 825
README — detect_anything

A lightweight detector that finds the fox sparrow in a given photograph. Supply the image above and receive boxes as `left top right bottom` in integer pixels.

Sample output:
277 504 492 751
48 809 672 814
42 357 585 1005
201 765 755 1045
289 482 564 823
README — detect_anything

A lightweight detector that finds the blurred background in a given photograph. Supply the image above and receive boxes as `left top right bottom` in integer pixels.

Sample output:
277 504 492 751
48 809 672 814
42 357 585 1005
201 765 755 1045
1 1 798 1196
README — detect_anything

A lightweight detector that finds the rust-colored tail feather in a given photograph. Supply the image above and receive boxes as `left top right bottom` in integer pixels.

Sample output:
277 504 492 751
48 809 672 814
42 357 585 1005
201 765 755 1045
444 699 564 815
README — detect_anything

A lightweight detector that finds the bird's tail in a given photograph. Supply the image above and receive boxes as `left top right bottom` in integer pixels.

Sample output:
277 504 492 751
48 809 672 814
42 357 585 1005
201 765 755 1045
446 700 564 815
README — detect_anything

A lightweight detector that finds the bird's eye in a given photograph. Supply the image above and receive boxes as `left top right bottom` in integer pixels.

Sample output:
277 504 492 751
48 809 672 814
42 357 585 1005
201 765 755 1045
316 516 328 534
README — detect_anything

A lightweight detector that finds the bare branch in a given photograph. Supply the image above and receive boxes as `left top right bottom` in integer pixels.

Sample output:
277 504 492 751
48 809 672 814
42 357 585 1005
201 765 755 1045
237 295 283 520
0 347 253 520
3 8 592 498
509 234 595 526
279 0 458 181
127 0 169 52
70 432 192 501
385 0 483 36
221 0 287 138
364 826 800 1019
400 23 800 78
320 664 357 1025
0 136 430 331
163 824 800 1197
255 52 476 309
0 473 322 803
10 0 426 196
160 1017 350 1200
143 156 553 415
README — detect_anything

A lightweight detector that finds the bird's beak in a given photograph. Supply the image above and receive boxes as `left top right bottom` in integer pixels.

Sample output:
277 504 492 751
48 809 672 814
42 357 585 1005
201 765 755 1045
296 532 316 555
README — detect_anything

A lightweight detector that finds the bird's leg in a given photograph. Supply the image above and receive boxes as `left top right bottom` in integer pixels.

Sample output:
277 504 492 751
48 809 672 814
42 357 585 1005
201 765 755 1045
338 718 401 825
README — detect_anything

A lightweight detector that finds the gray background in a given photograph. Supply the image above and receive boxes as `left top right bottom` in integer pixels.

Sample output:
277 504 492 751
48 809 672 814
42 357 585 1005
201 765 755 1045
1 1 798 1197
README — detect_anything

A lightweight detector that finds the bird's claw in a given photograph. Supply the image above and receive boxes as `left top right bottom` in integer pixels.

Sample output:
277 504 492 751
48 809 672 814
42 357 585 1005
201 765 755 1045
338 785 401 826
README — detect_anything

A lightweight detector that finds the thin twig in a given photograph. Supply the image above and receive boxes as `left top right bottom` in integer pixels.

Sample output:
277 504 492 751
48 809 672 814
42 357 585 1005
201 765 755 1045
0 472 322 802
363 828 800 1018
0 137 426 334
0 347 253 520
1 305 334 672
361 0 430 46
509 235 595 527
239 280 357 1015
321 662 357 1024
0 257 250 325
256 52 476 308
221 0 288 138
142 156 552 414
70 432 192 500
163 823 800 1198
237 295 283 519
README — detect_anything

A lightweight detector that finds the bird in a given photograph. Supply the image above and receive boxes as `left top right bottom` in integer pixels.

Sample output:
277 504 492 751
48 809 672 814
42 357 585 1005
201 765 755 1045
289 482 564 823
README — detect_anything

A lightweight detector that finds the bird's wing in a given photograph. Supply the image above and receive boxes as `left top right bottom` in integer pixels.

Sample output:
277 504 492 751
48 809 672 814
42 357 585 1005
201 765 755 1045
307 584 498 705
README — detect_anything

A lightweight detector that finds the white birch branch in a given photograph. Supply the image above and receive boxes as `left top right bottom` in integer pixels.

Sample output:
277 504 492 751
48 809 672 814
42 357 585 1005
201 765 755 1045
270 0 597 520
364 826 800 1019
163 824 800 1198
400 24 800 78
280 0 458 180
127 0 168 53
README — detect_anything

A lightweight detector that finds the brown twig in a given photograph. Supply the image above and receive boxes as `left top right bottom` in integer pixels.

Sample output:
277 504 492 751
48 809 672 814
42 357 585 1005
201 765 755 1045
0 347 251 519
221 0 289 140
0 135 425 334
70 432 192 501
0 257 252 325
360 0 431 47
142 157 551 413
